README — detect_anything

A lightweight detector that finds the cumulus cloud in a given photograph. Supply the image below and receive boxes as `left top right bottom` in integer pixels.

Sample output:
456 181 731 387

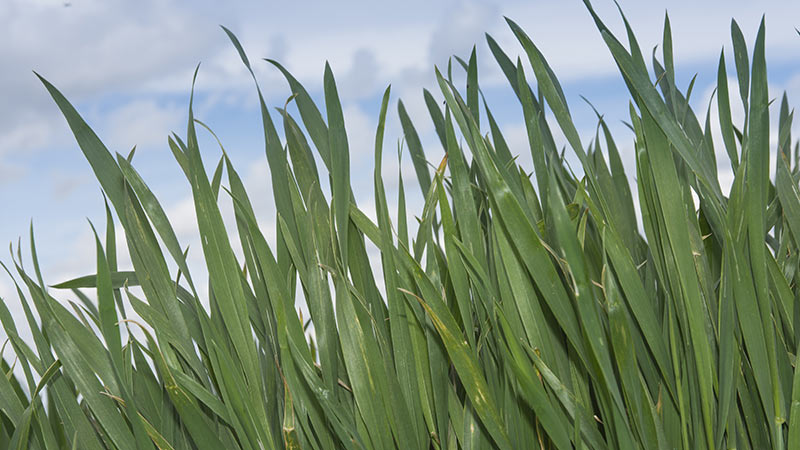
102 99 185 151
339 49 382 100
0 0 302 159
428 1 500 67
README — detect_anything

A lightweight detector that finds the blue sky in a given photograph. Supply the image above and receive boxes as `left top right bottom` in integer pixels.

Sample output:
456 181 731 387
1 0 799 343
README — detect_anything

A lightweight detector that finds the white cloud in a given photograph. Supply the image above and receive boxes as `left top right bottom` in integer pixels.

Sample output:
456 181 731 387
428 1 500 67
0 0 233 161
343 103 378 161
339 49 382 100
102 99 184 151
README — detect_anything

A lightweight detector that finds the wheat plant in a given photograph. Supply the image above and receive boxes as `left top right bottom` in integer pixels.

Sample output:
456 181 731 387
1 1 799 449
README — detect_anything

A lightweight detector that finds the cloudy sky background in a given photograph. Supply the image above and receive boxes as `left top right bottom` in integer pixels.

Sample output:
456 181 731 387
1 0 799 346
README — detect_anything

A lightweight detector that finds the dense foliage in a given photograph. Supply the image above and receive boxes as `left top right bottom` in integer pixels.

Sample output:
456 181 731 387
2 2 799 448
